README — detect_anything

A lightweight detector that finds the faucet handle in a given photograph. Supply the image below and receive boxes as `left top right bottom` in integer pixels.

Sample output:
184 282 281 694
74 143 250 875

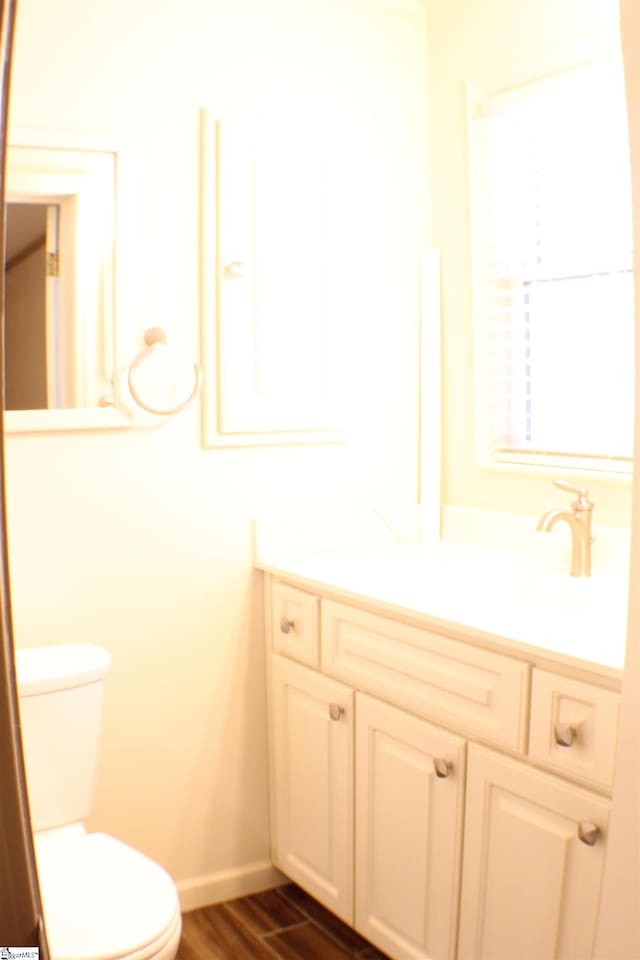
553 479 587 496
553 479 594 511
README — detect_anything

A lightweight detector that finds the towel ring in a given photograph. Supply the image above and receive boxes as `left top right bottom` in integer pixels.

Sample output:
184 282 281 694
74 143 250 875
127 327 201 416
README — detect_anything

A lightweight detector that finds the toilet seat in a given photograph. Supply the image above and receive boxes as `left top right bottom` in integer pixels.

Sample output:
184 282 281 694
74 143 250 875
35 829 181 960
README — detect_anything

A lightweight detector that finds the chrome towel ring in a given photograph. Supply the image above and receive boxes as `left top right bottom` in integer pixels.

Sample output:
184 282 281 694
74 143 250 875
127 327 201 416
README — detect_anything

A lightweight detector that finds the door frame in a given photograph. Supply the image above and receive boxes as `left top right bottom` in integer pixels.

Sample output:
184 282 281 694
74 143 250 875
0 0 49 951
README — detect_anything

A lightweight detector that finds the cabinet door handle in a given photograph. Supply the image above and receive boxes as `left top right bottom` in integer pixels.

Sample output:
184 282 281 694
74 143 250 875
329 703 344 721
279 616 295 634
578 821 600 846
554 722 577 748
433 757 453 779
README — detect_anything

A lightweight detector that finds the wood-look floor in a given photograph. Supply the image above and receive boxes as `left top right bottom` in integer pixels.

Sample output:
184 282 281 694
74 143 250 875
177 883 390 960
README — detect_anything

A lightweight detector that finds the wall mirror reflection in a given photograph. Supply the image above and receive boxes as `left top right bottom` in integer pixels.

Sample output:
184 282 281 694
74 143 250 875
6 201 61 410
4 141 120 430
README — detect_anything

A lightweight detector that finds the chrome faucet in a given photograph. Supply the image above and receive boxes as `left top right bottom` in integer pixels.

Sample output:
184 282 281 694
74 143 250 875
536 480 594 577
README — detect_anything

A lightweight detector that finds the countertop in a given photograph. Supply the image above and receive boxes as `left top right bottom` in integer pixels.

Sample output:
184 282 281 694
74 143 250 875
256 542 629 681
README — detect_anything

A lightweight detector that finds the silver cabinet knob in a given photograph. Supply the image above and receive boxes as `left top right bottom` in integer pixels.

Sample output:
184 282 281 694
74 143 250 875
554 722 577 748
578 821 600 846
279 616 294 634
433 758 453 779
329 703 344 721
224 261 245 277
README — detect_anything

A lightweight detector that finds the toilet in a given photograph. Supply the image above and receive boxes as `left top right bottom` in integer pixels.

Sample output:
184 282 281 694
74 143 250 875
16 643 182 960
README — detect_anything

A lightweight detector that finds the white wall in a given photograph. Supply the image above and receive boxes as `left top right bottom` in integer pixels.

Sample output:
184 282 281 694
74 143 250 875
6 0 429 905
427 0 631 527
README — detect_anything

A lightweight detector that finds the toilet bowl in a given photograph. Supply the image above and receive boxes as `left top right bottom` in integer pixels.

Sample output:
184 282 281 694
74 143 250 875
34 826 182 960
16 644 182 960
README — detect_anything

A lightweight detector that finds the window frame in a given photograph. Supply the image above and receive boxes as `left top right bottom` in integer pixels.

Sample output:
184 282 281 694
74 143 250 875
465 59 635 480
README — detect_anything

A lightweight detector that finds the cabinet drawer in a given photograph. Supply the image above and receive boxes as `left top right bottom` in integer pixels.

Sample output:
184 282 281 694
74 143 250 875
529 669 621 791
321 600 530 752
272 581 320 667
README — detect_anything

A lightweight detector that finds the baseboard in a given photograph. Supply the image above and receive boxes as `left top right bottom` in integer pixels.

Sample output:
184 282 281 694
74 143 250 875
177 859 287 912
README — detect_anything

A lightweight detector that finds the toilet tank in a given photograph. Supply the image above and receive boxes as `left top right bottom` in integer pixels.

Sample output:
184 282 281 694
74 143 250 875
16 643 112 832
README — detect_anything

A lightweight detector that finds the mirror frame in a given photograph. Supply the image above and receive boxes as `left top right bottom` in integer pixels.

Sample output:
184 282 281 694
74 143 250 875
5 128 129 433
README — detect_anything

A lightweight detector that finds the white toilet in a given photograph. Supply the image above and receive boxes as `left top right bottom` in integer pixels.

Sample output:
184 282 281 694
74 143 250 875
16 643 182 960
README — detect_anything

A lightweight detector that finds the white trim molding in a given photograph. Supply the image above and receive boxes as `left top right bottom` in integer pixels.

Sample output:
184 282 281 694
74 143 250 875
177 859 286 913
419 249 442 543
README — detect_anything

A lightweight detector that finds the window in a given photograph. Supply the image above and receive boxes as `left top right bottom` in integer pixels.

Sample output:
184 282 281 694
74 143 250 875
471 57 634 473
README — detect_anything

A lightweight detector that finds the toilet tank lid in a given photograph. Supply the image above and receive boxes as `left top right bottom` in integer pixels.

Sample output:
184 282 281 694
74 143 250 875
16 643 112 697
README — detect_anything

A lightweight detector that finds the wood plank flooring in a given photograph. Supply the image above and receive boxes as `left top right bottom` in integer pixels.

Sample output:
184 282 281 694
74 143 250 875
177 883 390 960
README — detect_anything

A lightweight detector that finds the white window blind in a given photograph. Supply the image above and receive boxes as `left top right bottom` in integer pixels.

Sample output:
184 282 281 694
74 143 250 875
473 57 634 469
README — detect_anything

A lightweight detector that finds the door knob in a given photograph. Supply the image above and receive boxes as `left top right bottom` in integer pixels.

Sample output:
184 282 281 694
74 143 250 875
279 616 295 634
578 821 600 846
433 757 453 779
554 722 577 748
329 703 344 721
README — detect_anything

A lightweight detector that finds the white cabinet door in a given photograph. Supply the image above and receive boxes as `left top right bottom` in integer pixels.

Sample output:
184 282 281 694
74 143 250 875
201 115 343 447
271 654 354 923
355 693 466 960
458 744 611 960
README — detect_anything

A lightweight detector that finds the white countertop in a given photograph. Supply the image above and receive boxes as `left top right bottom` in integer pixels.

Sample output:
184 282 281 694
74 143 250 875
256 542 629 679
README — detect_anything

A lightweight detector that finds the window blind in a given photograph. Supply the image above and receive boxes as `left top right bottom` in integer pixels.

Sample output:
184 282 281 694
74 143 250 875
473 57 634 468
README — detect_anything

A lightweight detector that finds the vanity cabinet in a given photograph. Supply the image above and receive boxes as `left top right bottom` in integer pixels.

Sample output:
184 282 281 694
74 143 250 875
264 576 619 960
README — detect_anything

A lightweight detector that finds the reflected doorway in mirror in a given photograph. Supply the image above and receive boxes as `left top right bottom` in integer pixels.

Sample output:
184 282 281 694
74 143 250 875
4 201 67 411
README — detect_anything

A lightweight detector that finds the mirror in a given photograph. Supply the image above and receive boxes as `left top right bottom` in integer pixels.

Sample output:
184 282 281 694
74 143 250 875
4 139 124 431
